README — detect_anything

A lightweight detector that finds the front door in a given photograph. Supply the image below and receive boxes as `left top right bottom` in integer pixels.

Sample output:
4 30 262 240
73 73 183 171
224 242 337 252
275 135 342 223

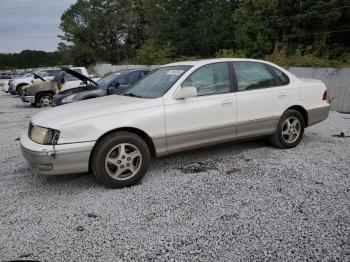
164 62 237 154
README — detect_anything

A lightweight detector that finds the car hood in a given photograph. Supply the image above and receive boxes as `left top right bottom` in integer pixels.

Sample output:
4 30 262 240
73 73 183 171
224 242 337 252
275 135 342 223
63 68 98 86
31 95 161 128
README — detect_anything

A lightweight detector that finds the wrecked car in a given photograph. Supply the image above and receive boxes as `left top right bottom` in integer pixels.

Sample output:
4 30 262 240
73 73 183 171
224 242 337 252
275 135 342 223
8 69 61 95
21 67 98 107
53 69 151 106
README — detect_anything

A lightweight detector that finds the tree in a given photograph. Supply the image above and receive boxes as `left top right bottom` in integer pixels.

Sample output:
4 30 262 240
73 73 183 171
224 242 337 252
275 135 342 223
60 0 140 64
234 0 279 58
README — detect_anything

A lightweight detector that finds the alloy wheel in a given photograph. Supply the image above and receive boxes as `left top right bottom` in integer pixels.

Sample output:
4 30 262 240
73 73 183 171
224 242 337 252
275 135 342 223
282 117 301 144
104 143 142 180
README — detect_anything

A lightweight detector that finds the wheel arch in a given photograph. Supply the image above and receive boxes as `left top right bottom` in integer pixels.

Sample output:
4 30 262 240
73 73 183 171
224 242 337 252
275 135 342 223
16 83 28 92
88 127 157 172
285 105 308 127
35 90 55 100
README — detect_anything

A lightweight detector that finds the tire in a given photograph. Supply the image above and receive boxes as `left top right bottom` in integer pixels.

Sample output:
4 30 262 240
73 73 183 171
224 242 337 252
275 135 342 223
91 132 151 188
16 84 27 96
36 93 53 108
269 109 305 149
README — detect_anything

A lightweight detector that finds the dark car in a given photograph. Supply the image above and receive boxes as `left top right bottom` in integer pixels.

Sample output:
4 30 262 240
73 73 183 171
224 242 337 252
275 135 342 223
53 69 151 106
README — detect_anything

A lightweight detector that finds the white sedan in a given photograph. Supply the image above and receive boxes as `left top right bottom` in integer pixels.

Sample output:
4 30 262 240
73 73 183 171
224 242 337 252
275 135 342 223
21 59 330 188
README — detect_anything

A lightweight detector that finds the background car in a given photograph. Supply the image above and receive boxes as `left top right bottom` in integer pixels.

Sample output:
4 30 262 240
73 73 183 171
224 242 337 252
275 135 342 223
53 69 151 106
8 69 62 95
21 67 98 107
0 73 20 93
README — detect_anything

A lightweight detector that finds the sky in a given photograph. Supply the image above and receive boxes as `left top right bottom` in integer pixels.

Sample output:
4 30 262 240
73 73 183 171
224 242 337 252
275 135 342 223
0 0 77 53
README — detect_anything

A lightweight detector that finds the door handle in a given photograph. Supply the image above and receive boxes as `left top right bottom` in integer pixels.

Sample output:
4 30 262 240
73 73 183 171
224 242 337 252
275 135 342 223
278 93 287 98
221 99 233 106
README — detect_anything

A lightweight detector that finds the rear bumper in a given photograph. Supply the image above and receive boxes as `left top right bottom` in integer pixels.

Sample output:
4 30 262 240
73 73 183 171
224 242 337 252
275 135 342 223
307 105 330 126
20 133 95 175
21 95 35 103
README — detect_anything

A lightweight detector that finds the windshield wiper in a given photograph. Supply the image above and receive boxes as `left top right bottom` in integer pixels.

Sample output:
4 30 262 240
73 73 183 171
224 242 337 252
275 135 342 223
124 93 143 98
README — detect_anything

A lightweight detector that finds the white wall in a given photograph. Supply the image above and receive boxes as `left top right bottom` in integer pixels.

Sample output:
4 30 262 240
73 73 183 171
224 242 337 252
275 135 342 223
289 67 350 113
92 64 158 77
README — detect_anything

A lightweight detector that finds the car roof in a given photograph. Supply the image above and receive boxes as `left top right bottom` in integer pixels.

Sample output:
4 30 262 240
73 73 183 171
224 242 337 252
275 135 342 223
114 68 151 74
163 58 275 67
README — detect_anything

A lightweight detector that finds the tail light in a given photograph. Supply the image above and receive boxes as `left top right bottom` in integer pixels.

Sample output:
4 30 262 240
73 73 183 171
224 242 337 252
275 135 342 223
323 90 328 101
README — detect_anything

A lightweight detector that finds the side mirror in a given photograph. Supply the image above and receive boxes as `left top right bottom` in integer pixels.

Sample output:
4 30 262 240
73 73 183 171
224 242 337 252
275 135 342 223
33 75 38 79
173 86 197 100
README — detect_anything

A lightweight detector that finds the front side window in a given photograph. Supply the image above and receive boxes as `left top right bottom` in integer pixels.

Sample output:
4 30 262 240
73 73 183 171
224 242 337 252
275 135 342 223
97 72 122 87
124 66 191 98
182 63 231 96
233 62 276 91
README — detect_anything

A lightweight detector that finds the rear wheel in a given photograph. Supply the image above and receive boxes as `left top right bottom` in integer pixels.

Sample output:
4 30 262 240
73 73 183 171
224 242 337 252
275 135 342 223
269 109 305 149
91 132 151 188
36 93 53 108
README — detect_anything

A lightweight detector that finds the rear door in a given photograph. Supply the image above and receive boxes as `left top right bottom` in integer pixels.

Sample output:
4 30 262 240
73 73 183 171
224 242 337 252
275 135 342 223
232 61 291 139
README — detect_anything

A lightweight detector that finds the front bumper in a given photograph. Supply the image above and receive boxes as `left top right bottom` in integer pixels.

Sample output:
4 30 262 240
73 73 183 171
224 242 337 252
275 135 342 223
20 133 95 175
21 95 35 103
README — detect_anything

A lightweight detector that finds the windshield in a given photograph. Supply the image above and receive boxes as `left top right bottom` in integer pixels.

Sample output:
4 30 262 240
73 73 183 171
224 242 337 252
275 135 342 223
97 72 122 87
124 66 191 98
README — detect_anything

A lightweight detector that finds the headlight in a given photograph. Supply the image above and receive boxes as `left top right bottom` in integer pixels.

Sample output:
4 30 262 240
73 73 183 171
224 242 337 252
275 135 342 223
28 123 60 145
61 94 77 104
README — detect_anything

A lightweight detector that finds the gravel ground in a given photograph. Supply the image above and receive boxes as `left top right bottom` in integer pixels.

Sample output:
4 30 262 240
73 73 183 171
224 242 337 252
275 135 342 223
0 92 349 261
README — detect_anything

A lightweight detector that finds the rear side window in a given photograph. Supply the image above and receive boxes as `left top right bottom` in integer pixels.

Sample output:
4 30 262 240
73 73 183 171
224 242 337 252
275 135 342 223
142 70 151 76
118 71 142 85
269 66 290 85
128 71 142 84
233 62 276 91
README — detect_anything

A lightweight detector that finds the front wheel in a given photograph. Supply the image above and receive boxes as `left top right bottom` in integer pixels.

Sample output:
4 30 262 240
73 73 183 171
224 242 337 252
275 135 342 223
17 86 26 96
269 109 305 149
36 93 53 108
91 132 151 188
